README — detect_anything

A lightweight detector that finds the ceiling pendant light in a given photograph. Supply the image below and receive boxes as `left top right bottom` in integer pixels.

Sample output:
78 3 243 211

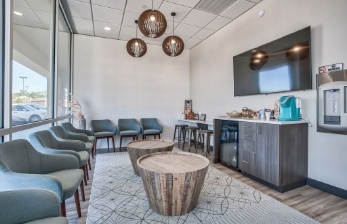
126 20 147 58
138 0 167 38
162 12 184 57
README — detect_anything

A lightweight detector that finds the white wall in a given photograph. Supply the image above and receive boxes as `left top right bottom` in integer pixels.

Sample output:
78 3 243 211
190 0 347 190
73 35 190 148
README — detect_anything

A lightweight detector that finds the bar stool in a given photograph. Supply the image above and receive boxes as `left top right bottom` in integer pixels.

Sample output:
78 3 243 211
173 124 188 148
182 126 199 152
197 129 213 157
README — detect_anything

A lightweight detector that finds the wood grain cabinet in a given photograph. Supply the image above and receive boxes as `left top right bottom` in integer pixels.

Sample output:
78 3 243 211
238 121 308 192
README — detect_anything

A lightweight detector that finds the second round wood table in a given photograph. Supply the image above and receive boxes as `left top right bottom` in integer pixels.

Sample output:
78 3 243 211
137 151 210 216
127 139 174 176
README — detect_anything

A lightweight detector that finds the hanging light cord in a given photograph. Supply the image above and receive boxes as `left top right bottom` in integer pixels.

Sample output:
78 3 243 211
136 22 138 38
172 14 175 36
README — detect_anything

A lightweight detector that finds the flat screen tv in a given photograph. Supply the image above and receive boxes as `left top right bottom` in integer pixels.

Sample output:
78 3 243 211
233 26 312 96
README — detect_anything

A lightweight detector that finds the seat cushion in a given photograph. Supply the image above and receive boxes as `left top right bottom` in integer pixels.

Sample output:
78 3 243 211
46 169 83 200
78 151 89 166
143 129 161 135
94 131 114 138
84 142 93 153
25 217 68 224
119 130 140 136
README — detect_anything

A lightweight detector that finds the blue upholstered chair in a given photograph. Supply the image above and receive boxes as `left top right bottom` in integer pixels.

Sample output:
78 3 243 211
90 119 117 154
117 118 141 150
30 130 90 189
49 126 92 170
61 122 95 142
0 189 68 224
140 118 163 140
0 139 84 217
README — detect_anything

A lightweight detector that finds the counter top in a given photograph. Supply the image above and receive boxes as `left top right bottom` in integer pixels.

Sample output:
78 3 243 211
178 119 213 126
214 116 308 125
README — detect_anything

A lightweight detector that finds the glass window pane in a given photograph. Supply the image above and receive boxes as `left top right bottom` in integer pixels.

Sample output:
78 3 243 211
0 0 3 129
11 0 53 126
57 9 71 117
12 124 52 141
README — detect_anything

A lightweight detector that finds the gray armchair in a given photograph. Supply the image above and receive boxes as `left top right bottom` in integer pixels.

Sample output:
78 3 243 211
0 189 68 224
49 126 92 170
0 139 84 217
90 119 117 154
30 130 90 189
140 118 163 139
61 122 95 158
118 118 141 150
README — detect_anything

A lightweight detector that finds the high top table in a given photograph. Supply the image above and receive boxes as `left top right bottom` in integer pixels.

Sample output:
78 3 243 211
137 151 210 216
126 139 174 176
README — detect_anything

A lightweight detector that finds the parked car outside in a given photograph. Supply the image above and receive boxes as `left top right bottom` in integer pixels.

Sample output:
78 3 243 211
27 103 46 111
12 115 28 126
12 104 47 122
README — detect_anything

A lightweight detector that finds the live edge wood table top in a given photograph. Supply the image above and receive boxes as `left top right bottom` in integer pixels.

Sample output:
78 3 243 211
137 152 210 216
126 140 174 176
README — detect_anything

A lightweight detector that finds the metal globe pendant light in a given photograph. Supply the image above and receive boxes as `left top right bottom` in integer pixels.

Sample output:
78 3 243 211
162 12 184 57
138 0 167 38
126 20 147 58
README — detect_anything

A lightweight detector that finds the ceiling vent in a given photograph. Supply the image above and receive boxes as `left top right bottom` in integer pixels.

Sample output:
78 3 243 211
195 0 238 15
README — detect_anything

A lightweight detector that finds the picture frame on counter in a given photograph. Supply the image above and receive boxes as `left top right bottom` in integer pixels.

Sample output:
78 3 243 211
199 114 206 121
194 114 199 120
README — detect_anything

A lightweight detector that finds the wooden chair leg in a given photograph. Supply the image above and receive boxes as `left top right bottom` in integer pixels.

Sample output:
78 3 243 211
86 165 89 180
91 139 95 159
80 180 85 201
112 136 115 152
88 158 91 171
74 189 82 218
158 134 161 139
61 201 66 217
107 137 110 152
81 166 87 186
94 139 98 156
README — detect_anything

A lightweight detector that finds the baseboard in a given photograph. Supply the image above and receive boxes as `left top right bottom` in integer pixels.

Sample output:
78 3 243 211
307 178 347 200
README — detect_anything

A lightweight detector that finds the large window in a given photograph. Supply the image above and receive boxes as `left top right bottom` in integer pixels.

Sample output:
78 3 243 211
0 0 73 141
57 8 71 117
12 0 53 125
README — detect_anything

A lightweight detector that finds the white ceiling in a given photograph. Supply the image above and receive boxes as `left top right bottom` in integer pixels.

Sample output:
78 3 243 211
12 0 263 49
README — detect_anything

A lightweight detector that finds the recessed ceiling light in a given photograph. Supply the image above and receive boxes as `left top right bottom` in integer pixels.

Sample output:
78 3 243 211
13 11 23 16
104 27 111 31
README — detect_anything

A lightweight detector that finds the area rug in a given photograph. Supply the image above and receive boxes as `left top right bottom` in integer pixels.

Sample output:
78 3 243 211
86 152 319 224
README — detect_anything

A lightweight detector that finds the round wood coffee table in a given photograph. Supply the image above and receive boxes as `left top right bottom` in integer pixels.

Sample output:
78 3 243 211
137 151 210 216
127 140 174 176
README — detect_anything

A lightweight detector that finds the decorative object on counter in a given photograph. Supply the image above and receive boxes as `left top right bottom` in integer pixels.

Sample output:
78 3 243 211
278 96 301 121
181 113 186 119
79 115 86 129
184 99 192 116
274 100 280 119
199 113 206 121
186 111 195 120
265 109 271 121
226 110 241 118
194 114 199 120
242 107 254 118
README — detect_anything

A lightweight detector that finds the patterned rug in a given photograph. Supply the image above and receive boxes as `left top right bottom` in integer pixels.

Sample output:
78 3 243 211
86 152 319 224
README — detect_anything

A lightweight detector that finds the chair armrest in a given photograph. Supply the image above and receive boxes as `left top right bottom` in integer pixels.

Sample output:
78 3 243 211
0 171 63 202
155 123 163 132
140 125 144 134
39 148 82 166
75 129 93 136
0 189 63 224
57 140 87 152
66 132 90 142
40 154 79 173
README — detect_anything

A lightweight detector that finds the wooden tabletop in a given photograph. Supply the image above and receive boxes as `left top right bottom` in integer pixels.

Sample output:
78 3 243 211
127 140 174 150
138 152 210 174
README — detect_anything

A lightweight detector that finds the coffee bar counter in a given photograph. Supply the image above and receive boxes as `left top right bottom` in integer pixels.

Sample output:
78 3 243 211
213 116 308 193
215 116 308 125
